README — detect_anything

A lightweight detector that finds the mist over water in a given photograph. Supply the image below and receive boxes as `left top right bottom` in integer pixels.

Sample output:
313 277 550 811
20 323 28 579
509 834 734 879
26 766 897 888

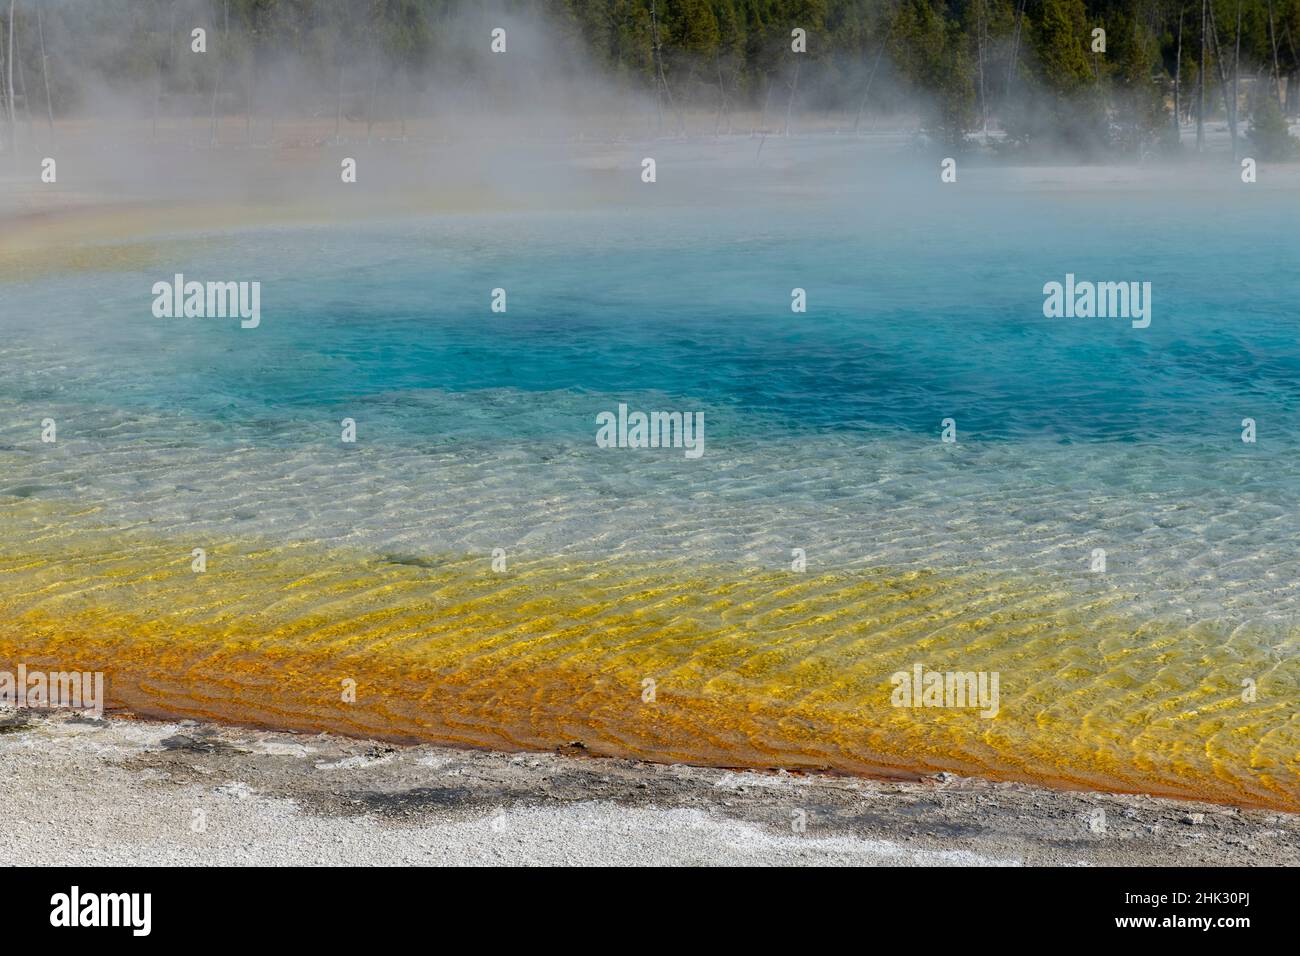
4 0 1283 203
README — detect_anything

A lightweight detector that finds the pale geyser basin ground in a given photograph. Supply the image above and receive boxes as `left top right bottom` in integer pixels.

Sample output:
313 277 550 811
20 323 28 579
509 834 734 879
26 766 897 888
4 710 1299 867
1 145 1298 817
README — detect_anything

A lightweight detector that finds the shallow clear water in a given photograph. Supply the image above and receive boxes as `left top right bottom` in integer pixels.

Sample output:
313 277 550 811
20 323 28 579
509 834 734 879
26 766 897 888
2 159 1298 808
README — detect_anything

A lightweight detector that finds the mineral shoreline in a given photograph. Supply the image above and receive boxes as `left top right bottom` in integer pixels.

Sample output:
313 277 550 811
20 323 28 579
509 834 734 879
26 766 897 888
2 710 1295 866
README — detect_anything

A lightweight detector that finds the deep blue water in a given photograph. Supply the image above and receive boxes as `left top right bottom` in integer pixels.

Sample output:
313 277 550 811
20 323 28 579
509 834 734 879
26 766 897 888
6 186 1298 447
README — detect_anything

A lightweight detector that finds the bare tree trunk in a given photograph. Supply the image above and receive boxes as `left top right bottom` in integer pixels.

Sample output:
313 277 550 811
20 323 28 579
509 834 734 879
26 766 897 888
714 53 725 136
753 72 772 137
1267 0 1284 107
1174 7 1183 133
853 25 891 134
209 0 228 147
152 8 162 141
397 80 406 140
334 61 343 144
1197 0 1205 152
246 47 256 145
1207 3 1238 155
365 58 377 144
268 60 277 147
976 0 988 137
35 0 50 135
650 0 664 134
154 1 176 142
7 0 17 155
15 5 31 141
1232 1 1242 151
1286 24 1300 114
647 0 680 136
782 57 800 137
1008 0 1027 96
0 8 7 153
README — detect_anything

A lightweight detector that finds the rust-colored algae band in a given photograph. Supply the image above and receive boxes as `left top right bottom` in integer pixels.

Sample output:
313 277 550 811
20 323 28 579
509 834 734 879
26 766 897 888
0 499 1295 811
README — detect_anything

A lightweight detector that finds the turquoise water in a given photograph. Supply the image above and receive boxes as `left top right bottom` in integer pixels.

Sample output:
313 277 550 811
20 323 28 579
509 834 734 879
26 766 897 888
7 183 1298 447
2 156 1299 805
4 178 1299 612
